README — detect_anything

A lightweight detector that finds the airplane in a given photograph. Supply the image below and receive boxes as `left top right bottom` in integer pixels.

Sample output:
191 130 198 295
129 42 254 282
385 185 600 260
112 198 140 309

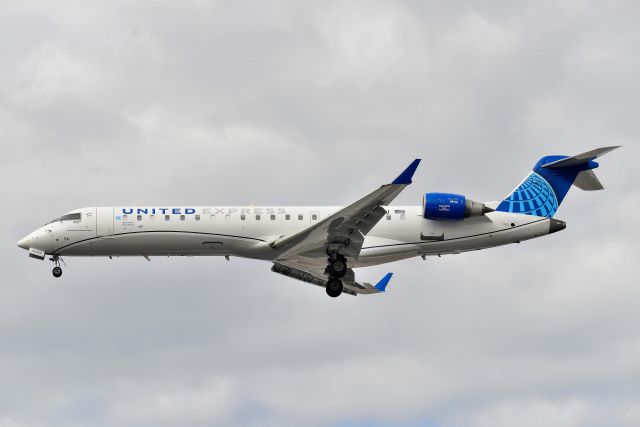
17 147 619 298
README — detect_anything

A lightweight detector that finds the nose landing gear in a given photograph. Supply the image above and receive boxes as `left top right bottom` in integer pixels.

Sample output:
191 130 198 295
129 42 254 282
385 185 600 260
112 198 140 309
49 255 65 278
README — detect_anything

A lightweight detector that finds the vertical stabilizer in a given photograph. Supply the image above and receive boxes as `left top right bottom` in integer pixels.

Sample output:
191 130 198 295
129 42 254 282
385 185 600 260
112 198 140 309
496 146 620 218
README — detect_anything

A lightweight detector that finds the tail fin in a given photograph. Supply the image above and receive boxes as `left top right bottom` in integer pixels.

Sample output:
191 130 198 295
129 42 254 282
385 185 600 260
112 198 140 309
496 146 620 218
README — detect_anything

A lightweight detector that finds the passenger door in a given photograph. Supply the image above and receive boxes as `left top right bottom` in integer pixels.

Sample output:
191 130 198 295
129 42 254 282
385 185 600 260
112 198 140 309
96 207 114 237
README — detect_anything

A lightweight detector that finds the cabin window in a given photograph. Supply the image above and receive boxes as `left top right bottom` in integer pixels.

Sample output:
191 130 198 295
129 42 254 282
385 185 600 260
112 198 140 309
256 214 261 220
386 214 391 220
137 215 142 221
312 214 318 220
165 215 170 221
270 214 276 220
195 214 200 221
285 214 290 220
180 215 185 221
298 214 303 220
241 214 246 220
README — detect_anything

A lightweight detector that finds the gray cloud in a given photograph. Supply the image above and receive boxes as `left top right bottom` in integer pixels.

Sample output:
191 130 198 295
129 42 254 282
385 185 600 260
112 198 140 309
1 1 638 426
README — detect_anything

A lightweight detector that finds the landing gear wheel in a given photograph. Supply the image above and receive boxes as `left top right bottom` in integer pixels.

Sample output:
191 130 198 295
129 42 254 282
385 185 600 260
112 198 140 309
52 266 62 278
326 278 343 298
328 255 347 278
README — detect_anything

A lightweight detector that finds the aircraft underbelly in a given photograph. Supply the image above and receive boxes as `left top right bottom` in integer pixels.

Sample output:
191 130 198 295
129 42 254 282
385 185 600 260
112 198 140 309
357 217 549 266
57 232 263 257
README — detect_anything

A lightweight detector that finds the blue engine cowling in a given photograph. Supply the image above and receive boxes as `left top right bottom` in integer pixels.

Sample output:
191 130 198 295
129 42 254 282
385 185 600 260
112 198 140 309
423 193 491 221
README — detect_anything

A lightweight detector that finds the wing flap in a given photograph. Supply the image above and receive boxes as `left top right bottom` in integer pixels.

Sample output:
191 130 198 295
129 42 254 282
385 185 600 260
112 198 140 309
271 262 391 296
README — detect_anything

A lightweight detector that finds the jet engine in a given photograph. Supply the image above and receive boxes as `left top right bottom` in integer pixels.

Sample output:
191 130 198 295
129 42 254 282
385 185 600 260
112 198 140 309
423 193 493 221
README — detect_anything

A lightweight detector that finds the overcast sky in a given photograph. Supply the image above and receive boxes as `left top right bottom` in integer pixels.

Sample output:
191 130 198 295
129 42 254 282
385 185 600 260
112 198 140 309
1 1 638 426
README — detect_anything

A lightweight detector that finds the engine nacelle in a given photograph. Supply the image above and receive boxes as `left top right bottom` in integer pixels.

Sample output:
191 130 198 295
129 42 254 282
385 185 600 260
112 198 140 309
423 193 492 221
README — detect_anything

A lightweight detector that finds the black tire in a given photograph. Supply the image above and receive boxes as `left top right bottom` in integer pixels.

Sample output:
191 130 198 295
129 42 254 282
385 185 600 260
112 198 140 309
52 266 62 278
326 278 343 298
329 256 347 278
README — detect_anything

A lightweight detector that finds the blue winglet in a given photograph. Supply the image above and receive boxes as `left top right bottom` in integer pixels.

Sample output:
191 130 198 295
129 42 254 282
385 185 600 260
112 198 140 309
374 273 394 292
391 159 421 185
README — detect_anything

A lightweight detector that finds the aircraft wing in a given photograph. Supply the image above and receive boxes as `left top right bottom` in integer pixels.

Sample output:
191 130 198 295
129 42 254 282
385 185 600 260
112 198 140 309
269 159 421 263
271 260 393 296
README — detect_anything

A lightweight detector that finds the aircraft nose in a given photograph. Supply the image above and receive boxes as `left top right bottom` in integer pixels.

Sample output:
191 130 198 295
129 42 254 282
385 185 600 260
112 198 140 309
18 235 31 249
17 236 30 250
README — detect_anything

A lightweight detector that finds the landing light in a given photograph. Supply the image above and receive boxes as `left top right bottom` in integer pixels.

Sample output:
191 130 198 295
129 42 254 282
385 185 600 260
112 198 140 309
28 248 45 260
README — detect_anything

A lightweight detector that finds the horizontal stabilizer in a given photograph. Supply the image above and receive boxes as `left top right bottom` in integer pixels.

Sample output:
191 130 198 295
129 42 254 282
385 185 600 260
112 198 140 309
542 146 620 169
573 169 604 191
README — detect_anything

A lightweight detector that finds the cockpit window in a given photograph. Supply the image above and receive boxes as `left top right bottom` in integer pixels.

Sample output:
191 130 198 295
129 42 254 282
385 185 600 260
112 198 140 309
47 212 81 224
59 213 81 221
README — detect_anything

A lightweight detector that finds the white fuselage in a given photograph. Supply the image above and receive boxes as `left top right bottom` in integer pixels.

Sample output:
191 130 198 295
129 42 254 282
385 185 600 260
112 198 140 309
18 206 557 267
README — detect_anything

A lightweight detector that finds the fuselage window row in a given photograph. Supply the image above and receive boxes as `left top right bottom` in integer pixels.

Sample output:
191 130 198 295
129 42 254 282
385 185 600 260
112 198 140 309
118 211 323 223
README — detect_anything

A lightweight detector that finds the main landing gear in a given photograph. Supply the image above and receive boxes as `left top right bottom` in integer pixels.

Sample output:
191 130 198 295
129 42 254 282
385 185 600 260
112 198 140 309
326 277 343 298
328 254 347 278
325 254 347 298
50 255 64 278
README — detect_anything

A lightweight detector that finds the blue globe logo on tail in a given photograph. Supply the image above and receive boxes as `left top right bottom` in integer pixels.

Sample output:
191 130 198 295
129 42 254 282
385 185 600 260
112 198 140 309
497 172 558 217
